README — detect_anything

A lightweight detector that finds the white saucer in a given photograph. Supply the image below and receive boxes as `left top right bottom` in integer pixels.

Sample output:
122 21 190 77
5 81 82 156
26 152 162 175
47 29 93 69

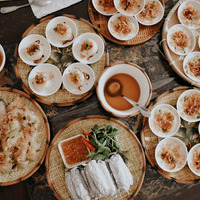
28 63 62 96
63 62 95 95
72 32 104 64
45 16 77 48
18 34 51 66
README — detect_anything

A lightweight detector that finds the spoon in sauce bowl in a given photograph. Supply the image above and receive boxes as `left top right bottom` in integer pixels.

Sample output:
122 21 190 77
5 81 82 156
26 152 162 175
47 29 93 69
0 0 52 14
105 79 151 117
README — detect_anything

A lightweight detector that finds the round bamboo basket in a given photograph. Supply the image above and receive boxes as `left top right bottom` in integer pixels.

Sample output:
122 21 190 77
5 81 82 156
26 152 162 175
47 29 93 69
0 87 50 186
162 0 200 88
88 0 165 45
141 86 200 184
46 115 146 200
14 14 109 106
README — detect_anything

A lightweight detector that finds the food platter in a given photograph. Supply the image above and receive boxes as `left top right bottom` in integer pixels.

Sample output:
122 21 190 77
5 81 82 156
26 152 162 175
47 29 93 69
0 87 50 186
162 0 200 88
14 14 109 106
141 86 200 184
45 115 146 200
88 0 165 45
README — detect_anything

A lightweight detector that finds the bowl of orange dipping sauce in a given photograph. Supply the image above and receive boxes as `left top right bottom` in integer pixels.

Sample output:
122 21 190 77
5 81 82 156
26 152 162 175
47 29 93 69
96 62 152 117
58 135 90 168
0 45 6 72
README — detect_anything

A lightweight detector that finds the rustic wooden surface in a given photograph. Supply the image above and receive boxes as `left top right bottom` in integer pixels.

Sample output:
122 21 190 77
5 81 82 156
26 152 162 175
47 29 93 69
1 0 200 200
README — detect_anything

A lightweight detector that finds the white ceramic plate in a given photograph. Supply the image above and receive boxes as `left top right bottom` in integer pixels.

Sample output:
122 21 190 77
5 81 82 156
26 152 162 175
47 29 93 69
114 0 145 16
72 32 104 64
108 13 139 41
155 137 188 173
167 24 195 56
63 62 95 95
45 16 77 48
188 143 200 176
177 89 200 122
28 63 62 96
135 0 164 26
92 0 117 16
18 34 51 66
183 51 200 82
0 44 6 72
148 104 180 138
178 0 200 29
96 63 152 117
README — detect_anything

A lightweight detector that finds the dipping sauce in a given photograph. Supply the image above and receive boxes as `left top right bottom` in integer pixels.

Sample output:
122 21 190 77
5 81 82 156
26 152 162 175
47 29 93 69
60 136 90 166
104 73 140 110
0 51 3 66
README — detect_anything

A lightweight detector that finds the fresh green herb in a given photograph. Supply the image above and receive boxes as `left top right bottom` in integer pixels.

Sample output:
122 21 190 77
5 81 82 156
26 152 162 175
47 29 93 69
85 43 89 50
33 46 39 52
184 96 189 102
54 27 57 32
23 116 26 120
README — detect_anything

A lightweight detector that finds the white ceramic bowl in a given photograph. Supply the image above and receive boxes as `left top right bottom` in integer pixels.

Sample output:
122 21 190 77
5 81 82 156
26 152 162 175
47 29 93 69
72 33 105 64
18 34 51 66
188 143 200 176
45 16 77 48
177 89 200 122
155 137 188 173
167 24 195 56
96 62 152 117
108 13 139 41
0 45 6 72
92 0 117 16
135 0 164 26
183 51 200 82
114 0 145 16
178 0 200 29
28 63 62 96
149 104 180 138
63 62 95 95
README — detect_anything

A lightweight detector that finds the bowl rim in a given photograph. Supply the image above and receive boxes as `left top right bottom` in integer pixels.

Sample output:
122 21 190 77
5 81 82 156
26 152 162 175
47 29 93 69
96 61 152 118
0 44 6 72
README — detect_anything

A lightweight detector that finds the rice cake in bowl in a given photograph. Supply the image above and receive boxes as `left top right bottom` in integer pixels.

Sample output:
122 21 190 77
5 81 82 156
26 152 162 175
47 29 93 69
148 104 180 138
108 13 139 41
155 137 188 173
178 0 200 30
177 89 200 122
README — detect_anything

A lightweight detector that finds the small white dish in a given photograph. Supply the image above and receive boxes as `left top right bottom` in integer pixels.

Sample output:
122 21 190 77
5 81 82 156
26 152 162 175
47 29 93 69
63 62 95 95
148 104 180 138
155 137 188 173
108 13 139 41
28 63 62 96
167 24 195 56
183 51 200 82
177 89 200 122
96 63 152 117
58 134 90 168
0 45 6 72
18 34 51 66
178 0 200 30
92 0 117 16
135 0 164 26
45 16 77 48
72 32 104 64
188 143 200 176
114 0 145 16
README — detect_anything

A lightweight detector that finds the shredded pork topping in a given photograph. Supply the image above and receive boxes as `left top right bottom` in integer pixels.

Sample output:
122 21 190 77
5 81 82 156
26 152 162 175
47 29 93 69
114 16 132 35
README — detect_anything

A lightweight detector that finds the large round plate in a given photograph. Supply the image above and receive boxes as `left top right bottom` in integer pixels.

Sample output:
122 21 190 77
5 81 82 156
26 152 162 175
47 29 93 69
14 14 109 106
0 87 50 186
46 115 146 200
162 0 200 88
141 86 200 184
88 0 165 45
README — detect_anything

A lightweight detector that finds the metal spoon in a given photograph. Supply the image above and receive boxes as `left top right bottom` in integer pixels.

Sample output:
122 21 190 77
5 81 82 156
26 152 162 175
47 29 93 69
105 79 151 117
0 0 52 14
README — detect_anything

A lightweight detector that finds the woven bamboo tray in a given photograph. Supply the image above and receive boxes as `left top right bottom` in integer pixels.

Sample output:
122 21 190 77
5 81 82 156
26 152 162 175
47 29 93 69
162 0 200 88
14 14 109 106
141 86 200 184
45 115 146 200
0 87 50 186
88 0 165 45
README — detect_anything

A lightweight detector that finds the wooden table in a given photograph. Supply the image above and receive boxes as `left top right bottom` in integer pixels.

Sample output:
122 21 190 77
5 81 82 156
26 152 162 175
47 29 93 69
0 0 200 199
